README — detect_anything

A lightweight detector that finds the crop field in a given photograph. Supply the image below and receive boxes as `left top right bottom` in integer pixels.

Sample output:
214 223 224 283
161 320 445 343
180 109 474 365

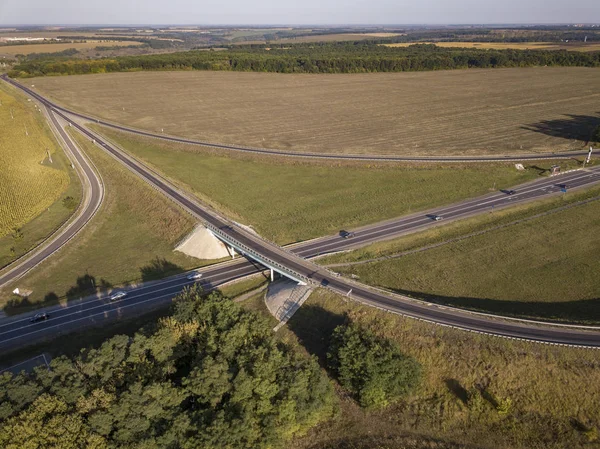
0 83 70 241
0 130 206 309
93 126 544 245
268 290 600 449
322 185 600 323
0 40 143 56
384 41 600 52
28 68 600 156
239 32 404 44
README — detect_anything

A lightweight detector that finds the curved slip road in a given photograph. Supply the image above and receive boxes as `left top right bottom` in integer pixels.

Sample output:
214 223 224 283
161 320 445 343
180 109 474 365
1 75 594 164
0 102 104 289
2 76 600 352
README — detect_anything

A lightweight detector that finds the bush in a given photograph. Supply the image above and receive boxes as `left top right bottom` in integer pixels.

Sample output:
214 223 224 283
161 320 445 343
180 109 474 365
62 195 78 211
327 322 421 408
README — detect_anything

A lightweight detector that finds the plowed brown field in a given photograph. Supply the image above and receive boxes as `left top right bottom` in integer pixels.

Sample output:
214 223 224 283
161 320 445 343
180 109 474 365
28 67 600 156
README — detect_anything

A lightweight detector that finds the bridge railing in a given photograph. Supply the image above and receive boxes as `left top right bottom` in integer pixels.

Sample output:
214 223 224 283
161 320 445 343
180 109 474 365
204 222 311 286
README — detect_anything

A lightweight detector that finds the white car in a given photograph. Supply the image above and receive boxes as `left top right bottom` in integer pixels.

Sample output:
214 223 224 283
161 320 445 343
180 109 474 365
187 272 203 281
109 291 127 301
433 215 443 221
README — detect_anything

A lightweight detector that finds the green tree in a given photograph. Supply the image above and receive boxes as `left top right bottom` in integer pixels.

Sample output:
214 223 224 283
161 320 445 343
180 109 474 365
327 322 421 408
593 125 600 143
0 287 336 448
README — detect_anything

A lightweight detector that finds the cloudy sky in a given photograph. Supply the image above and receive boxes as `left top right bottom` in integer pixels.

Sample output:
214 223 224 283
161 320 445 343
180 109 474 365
0 0 598 25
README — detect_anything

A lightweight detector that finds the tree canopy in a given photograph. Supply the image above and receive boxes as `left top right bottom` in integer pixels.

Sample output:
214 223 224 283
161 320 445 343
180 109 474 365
0 287 336 448
327 322 421 409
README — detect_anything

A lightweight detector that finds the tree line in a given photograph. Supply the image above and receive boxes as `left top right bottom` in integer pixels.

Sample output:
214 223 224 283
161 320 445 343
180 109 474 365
8 42 600 77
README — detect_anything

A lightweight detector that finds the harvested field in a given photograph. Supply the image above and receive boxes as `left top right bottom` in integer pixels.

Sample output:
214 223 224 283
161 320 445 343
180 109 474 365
277 33 403 43
28 67 600 156
0 40 143 56
0 83 70 240
384 41 600 52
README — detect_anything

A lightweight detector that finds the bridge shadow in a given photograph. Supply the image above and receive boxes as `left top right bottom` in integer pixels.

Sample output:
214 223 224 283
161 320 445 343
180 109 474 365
522 113 600 143
389 287 600 325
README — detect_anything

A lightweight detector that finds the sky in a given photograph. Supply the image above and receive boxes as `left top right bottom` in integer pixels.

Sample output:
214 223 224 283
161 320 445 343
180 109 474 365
0 0 598 26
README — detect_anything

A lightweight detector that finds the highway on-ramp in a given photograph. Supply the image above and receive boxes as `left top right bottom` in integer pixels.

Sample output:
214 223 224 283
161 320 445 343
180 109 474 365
0 102 104 289
2 75 600 353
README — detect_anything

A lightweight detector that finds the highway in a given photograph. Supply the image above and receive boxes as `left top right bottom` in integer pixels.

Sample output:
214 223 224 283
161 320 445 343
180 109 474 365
0 74 594 164
1 75 600 352
0 103 104 288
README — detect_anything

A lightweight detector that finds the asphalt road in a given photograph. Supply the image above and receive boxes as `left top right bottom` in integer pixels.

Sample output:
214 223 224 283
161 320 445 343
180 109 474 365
2 76 600 352
0 74 594 163
0 104 104 289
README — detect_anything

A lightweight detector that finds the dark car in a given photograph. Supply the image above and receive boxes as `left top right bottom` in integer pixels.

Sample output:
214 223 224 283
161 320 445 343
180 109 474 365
339 230 355 239
506 190 516 195
30 312 49 323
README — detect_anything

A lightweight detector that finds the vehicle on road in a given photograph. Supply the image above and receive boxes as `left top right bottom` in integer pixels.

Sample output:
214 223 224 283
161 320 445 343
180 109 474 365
433 215 443 221
187 272 203 280
340 230 355 239
30 312 49 323
109 291 127 301
506 190 516 195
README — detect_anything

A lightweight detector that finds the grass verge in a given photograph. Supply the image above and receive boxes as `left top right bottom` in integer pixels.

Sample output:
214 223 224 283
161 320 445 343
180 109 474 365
0 128 218 311
90 125 559 245
264 289 600 449
320 182 600 323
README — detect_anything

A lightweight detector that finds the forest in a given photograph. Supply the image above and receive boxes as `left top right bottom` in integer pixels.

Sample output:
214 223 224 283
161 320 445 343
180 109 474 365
0 288 337 448
8 42 600 77
0 286 420 448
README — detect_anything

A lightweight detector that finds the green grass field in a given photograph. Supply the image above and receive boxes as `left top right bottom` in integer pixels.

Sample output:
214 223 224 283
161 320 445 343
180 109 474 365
321 185 600 323
92 126 549 245
0 82 81 268
0 129 216 311
257 289 600 449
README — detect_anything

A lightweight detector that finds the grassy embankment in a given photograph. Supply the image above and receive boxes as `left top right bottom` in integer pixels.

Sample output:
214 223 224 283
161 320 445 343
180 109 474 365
0 129 216 311
91 126 554 245
240 289 600 449
27 68 600 156
0 82 81 269
320 182 600 323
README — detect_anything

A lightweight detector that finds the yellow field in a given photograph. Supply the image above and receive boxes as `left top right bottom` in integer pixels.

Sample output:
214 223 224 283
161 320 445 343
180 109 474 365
0 84 70 238
383 41 600 52
28 67 600 156
237 32 404 45
0 41 143 56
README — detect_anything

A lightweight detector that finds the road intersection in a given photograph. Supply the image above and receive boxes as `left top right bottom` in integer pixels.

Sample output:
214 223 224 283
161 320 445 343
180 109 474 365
2 75 600 352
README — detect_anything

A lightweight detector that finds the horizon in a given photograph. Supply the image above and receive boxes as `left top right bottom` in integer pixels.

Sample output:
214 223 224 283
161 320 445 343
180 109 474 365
2 22 599 28
1 0 599 27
